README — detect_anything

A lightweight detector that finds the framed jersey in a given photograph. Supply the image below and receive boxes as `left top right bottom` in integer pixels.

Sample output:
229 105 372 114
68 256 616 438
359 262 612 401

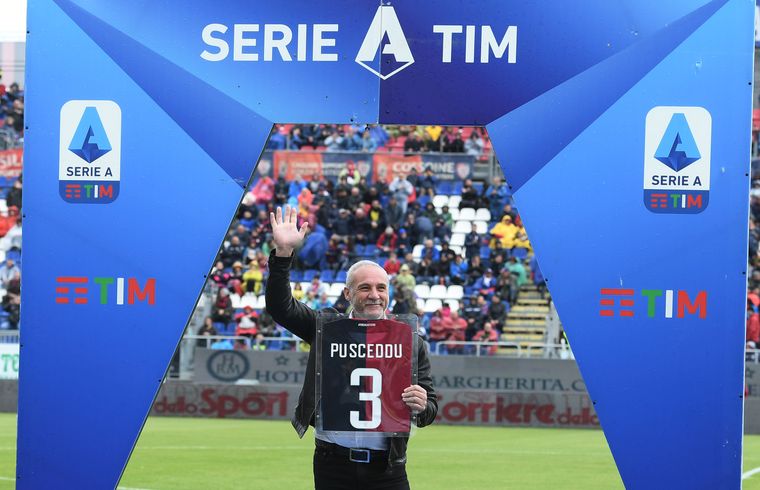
315 313 418 439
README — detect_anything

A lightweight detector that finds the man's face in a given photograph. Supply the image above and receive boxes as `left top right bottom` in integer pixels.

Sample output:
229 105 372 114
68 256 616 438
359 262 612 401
344 265 389 319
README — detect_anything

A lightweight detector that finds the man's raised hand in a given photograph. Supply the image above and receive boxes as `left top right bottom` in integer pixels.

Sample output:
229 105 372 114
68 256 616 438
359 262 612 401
271 205 309 257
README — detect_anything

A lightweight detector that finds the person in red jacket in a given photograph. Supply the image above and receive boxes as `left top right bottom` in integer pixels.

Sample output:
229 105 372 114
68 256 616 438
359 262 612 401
383 252 402 277
473 321 500 355
747 302 760 349
376 226 398 255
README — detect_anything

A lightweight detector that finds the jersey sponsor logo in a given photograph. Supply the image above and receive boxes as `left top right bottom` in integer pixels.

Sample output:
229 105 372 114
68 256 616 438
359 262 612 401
59 100 121 204
643 106 711 214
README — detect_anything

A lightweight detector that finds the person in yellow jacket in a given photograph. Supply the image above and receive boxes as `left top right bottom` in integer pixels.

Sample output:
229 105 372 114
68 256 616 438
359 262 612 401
489 215 519 249
243 261 264 294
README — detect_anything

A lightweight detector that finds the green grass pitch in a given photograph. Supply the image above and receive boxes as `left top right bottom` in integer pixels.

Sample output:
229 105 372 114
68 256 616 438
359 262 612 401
3 413 760 489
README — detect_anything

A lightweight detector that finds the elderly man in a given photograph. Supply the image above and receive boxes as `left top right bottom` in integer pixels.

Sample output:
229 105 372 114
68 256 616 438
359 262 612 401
265 206 437 490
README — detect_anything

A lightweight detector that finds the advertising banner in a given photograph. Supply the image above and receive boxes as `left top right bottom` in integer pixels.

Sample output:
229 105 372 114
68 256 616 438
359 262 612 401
0 149 22 178
372 153 474 184
0 344 19 380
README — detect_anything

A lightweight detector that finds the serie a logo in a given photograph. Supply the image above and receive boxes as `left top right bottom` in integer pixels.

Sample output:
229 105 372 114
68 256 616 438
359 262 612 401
643 106 711 214
59 100 121 204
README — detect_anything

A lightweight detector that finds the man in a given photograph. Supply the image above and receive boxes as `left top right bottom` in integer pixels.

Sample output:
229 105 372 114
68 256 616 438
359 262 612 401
265 206 437 489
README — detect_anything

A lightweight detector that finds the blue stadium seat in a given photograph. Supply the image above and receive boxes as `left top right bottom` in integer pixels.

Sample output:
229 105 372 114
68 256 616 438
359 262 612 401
354 244 366 256
289 270 303 282
376 258 387 267
480 246 491 259
303 269 318 281
363 245 379 257
213 322 226 333
472 182 484 193
512 247 528 260
336 270 348 282
436 181 453 195
225 322 238 335
453 181 464 194
320 269 336 282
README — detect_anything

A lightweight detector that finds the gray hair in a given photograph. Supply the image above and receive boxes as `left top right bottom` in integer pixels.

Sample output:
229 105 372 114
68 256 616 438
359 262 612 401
345 260 388 291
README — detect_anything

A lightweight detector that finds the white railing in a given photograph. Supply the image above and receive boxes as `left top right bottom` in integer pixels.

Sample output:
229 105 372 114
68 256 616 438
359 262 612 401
431 340 573 359
746 349 760 363
0 332 19 344
184 334 304 351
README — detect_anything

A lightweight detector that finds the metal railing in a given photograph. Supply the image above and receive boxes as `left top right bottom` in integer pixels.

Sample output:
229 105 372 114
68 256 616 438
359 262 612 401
183 334 305 351
431 340 573 359
0 332 19 344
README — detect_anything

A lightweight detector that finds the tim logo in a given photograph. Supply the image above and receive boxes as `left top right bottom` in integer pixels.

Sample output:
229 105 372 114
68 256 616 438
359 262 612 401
599 288 706 319
643 106 711 214
355 6 414 80
59 100 121 204
55 276 155 305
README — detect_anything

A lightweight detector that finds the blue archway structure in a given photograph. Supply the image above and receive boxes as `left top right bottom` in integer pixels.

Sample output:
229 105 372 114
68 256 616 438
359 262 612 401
19 1 754 488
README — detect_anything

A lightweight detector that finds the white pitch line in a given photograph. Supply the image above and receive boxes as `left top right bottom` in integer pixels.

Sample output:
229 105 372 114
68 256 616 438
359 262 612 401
743 466 760 480
0 476 14 481
117 486 155 490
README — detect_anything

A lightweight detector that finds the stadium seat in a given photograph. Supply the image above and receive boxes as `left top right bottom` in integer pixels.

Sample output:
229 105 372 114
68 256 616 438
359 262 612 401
450 245 463 257
475 208 491 221
448 195 462 208
447 285 464 300
354 244 366 256
474 221 488 234
416 298 426 311
424 299 443 313
448 208 460 220
320 270 336 282
363 245 379 257
230 293 242 309
289 270 303 282
436 181 453 195
256 295 267 309
429 285 447 299
241 293 257 309
414 284 430 299
453 181 464 194
447 300 460 313
300 281 311 291
452 221 471 234
459 208 476 221
329 283 346 296
303 269 318 282
336 270 348 282
512 247 529 259
450 233 465 247
432 195 449 208
472 182 484 193
480 246 491 259
412 244 425 260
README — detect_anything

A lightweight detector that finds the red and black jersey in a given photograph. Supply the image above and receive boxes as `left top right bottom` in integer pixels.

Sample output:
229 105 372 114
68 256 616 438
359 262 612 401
318 317 415 434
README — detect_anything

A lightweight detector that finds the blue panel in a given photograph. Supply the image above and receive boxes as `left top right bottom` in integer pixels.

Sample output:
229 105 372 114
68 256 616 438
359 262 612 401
489 1 753 487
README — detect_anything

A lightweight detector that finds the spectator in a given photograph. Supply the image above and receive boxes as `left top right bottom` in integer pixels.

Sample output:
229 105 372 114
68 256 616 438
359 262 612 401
449 255 468 285
298 225 328 269
352 208 371 246
376 226 398 255
360 129 377 152
307 277 328 297
292 283 305 301
443 128 465 153
433 218 452 244
368 200 386 241
212 288 233 324
5 179 21 210
490 215 519 249
252 333 268 351
460 179 480 208
314 292 332 310
392 285 415 314
462 295 484 340
2 270 19 330
473 269 497 296
748 302 760 349
417 257 437 285
221 235 245 267
419 167 437 197
395 264 416 291
0 258 19 288
384 252 402 276
465 130 484 156
484 176 509 218
209 261 231 287
389 176 414 215
404 133 424 154
428 311 448 343
439 205 454 228
506 257 528 288
385 197 405 229
487 294 508 324
465 222 481 259
196 317 218 348
267 127 286 150
242 260 263 294
324 129 344 151
473 321 499 355
420 239 440 262
396 228 412 258
338 161 361 185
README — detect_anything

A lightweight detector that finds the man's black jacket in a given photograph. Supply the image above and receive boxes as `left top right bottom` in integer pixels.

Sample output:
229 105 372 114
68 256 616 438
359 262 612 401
265 251 438 466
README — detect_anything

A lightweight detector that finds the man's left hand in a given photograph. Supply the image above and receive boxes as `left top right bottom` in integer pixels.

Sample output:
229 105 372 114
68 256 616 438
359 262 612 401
402 385 427 413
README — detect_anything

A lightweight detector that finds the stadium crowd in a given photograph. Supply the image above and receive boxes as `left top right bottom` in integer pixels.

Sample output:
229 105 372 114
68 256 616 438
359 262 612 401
0 75 24 150
200 124 542 355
